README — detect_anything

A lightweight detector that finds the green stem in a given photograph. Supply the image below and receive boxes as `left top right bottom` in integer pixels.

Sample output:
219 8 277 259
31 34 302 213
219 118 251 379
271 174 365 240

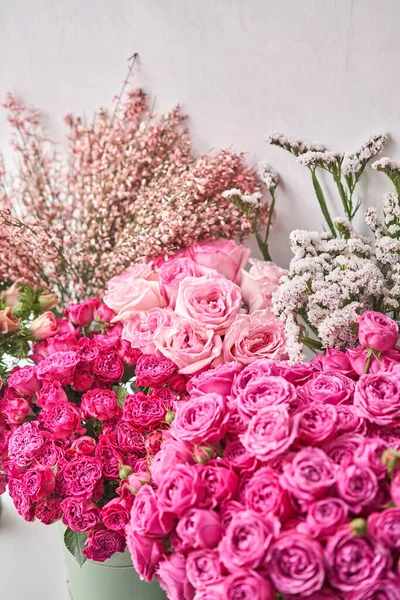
264 190 275 247
300 334 324 352
255 232 272 261
310 169 336 237
334 175 352 220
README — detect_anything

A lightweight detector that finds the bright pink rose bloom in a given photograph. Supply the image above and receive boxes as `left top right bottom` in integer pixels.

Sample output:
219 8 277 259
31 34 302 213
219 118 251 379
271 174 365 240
354 437 387 479
220 509 279 570
0 389 31 424
311 348 357 379
39 400 83 438
220 500 245 532
114 421 146 454
122 308 173 354
93 351 124 382
323 433 364 467
83 525 126 562
126 526 166 582
123 392 166 432
240 258 286 312
116 339 142 366
223 438 259 472
347 347 383 376
222 570 275 600
36 380 68 409
368 509 400 548
187 362 242 397
29 311 59 340
81 388 120 421
186 550 224 589
154 314 222 375
130 484 175 537
171 393 229 445
150 439 193 486
159 257 206 307
297 402 338 445
223 309 287 365
94 303 116 324
391 470 400 507
7 477 35 521
268 532 325 596
297 498 348 539
176 508 222 550
7 365 40 396
8 421 46 469
66 298 100 326
236 375 296 419
61 497 101 531
71 365 94 392
46 332 79 355
22 465 55 501
156 552 195 600
104 264 163 319
325 526 389 592
240 405 298 462
358 311 398 351
185 240 250 283
347 580 400 600
36 350 79 385
280 448 337 504
298 372 355 405
135 353 176 387
101 498 130 531
231 358 279 398
157 463 204 517
197 460 239 508
144 429 164 456
35 498 63 524
274 360 315 386
71 436 97 456
175 274 242 334
243 467 288 517
354 372 400 426
336 404 366 435
63 456 103 499
337 464 378 513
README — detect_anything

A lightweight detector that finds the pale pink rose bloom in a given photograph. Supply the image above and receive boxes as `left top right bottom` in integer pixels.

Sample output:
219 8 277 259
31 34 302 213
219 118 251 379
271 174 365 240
154 314 223 375
158 257 208 308
122 308 173 354
240 259 286 312
29 312 59 340
184 240 251 283
104 263 164 317
223 309 287 365
175 274 242 334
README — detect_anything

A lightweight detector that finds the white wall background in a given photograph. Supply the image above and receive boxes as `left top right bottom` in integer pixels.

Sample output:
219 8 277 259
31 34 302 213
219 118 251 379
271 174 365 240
1 0 399 267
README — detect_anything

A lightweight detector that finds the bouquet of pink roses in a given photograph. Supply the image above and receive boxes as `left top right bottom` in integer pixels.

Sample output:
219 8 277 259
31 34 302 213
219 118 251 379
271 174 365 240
127 310 400 600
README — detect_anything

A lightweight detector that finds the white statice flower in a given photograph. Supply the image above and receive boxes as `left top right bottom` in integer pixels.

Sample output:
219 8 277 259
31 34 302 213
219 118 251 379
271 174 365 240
284 313 306 364
297 151 342 169
273 220 392 361
257 162 280 192
268 132 326 156
222 188 262 208
342 154 362 175
221 188 243 199
372 157 400 171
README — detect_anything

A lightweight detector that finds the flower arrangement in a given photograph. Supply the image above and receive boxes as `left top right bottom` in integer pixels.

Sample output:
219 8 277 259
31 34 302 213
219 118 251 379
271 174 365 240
127 310 400 599
0 240 287 566
0 57 270 304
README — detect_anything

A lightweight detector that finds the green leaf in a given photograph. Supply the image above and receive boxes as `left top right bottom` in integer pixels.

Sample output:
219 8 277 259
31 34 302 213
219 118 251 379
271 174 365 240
113 385 128 408
64 527 88 567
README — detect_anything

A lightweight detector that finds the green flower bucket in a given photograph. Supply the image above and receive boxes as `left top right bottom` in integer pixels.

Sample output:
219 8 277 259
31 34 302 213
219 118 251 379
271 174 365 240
62 540 167 600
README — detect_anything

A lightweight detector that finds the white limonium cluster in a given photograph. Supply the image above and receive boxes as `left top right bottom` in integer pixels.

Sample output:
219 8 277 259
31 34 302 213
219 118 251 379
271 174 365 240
221 188 262 207
268 132 326 156
273 218 395 362
257 162 280 193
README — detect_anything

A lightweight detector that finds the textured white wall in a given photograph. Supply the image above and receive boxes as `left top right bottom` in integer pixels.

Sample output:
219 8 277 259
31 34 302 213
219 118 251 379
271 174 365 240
1 0 399 266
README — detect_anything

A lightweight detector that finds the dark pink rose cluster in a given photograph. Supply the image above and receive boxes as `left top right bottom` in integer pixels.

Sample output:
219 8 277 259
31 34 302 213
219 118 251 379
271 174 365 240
0 299 184 563
127 312 400 598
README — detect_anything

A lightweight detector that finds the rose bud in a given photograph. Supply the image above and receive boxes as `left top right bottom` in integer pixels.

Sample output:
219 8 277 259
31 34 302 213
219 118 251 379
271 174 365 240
38 292 58 310
29 312 59 340
0 307 19 333
1 282 21 308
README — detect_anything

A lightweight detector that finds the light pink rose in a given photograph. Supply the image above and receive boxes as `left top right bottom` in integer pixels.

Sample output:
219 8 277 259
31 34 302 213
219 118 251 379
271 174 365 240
240 405 298 462
130 484 175 537
280 448 337 504
297 498 348 538
197 460 239 508
187 362 243 397
150 439 193 486
186 550 223 589
354 372 400 426
104 263 164 317
159 257 208 307
154 314 222 375
175 274 242 334
336 464 378 513
175 508 222 550
240 259 286 312
122 308 173 354
358 311 398 352
223 309 287 365
236 375 296 419
231 358 279 398
185 239 251 283
312 348 357 379
156 553 194 600
29 312 59 340
222 570 275 600
298 372 355 405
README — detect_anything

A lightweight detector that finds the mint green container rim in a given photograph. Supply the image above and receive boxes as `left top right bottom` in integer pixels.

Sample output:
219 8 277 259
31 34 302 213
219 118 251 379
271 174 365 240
60 526 167 600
